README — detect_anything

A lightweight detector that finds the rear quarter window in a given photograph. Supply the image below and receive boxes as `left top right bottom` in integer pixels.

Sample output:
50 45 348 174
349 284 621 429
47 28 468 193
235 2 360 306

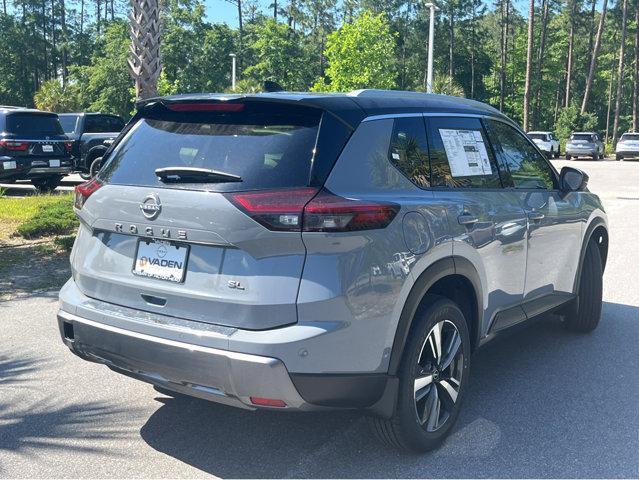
98 106 322 192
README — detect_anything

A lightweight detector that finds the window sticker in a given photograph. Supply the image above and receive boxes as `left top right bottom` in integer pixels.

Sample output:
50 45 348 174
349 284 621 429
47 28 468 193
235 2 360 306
439 129 493 177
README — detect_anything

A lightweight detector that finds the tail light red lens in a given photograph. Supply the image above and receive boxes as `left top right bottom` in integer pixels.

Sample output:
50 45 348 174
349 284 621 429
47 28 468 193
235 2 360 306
0 140 29 151
225 188 399 232
64 141 73 154
250 397 287 408
74 177 103 209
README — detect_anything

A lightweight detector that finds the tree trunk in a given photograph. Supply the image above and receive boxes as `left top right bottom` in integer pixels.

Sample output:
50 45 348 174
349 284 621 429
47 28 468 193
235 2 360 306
273 0 277 19
612 0 629 146
61 0 68 86
51 0 56 80
471 0 476 98
128 0 162 100
449 5 454 84
533 0 549 128
2 0 6 15
605 31 618 144
581 0 608 113
499 0 509 111
587 0 596 56
633 4 639 131
41 0 48 81
96 0 101 34
523 0 535 131
80 0 84 34
564 0 577 108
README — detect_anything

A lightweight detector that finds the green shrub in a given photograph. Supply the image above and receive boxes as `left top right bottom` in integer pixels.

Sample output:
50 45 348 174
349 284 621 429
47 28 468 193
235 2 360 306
16 195 78 239
53 234 76 251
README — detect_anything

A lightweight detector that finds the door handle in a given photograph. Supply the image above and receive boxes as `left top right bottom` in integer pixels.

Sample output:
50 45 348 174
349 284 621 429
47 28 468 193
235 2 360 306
458 213 479 226
527 210 545 221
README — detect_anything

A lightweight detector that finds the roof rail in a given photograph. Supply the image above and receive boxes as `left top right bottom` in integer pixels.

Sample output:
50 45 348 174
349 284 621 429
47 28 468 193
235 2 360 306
348 89 433 98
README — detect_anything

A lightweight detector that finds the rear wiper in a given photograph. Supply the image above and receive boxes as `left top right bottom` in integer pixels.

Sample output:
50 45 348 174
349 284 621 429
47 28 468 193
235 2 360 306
155 167 242 183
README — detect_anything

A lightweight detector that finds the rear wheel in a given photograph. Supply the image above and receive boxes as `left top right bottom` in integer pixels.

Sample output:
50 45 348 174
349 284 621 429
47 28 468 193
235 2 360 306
369 295 470 452
555 146 561 158
592 152 600 161
566 154 572 160
616 154 623 161
31 175 63 193
89 156 103 178
564 240 603 333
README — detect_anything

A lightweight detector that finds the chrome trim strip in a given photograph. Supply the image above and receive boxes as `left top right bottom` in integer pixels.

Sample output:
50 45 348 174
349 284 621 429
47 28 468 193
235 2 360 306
362 113 424 122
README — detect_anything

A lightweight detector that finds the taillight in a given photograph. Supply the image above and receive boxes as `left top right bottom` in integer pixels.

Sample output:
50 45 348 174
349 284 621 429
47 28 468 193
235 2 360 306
303 190 400 232
0 140 29 151
64 141 73 154
74 177 102 209
225 188 400 232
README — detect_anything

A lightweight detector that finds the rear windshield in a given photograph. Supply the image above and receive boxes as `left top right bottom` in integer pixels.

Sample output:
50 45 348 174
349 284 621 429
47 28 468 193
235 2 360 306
570 134 594 141
59 115 80 134
528 133 548 141
621 133 639 141
98 107 322 192
6 113 64 136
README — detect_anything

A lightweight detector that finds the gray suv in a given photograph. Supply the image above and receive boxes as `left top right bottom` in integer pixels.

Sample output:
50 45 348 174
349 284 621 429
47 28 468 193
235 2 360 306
57 90 608 452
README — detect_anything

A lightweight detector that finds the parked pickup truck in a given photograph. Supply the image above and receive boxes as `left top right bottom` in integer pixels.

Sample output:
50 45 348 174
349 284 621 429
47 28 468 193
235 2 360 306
58 113 126 179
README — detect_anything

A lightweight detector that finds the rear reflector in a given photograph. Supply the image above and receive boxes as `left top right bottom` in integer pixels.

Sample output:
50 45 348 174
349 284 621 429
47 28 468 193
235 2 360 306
225 188 400 232
0 140 29 151
166 103 245 113
74 177 103 209
250 397 287 408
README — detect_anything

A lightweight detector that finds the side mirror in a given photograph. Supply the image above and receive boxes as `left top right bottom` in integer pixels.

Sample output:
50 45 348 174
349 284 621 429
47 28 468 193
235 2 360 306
560 166 588 192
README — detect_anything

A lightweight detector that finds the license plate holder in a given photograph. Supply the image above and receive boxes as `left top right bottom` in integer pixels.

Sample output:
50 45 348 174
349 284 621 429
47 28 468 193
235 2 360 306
2 161 16 170
42 145 54 153
132 239 189 283
49 159 60 167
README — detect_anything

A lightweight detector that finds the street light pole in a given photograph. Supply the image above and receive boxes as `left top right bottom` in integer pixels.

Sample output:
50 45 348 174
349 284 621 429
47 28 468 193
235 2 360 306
424 2 438 94
229 53 237 91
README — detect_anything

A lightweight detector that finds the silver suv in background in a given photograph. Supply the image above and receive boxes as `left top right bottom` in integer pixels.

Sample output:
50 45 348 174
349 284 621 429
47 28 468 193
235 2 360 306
565 132 605 160
527 131 560 158
615 132 639 160
58 90 608 452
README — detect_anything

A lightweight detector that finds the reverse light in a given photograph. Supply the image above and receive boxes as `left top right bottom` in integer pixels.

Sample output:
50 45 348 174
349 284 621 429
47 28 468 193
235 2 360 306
166 103 245 113
0 140 29 151
226 188 400 232
74 177 102 209
250 397 287 408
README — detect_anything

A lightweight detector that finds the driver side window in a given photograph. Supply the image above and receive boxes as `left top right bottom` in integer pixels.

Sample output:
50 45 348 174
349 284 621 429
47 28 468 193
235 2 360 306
486 120 557 190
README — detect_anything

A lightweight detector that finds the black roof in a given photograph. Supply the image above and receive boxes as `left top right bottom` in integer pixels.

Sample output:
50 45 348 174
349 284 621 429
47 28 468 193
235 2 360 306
0 106 57 116
137 90 509 129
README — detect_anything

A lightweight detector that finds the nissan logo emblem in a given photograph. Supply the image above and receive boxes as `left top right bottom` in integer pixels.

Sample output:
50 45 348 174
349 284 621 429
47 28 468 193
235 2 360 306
140 193 162 220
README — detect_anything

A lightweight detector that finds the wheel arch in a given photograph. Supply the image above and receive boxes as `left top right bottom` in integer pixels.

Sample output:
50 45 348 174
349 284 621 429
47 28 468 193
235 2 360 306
573 217 608 293
387 256 483 376
84 145 108 167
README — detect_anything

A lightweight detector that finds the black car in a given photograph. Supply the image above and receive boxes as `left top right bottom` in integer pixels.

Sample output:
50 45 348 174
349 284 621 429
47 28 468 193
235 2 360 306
0 107 73 192
58 113 126 179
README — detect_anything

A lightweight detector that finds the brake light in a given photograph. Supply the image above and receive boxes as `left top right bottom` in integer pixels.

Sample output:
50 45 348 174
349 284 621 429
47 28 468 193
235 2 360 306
166 103 245 112
0 140 29 151
74 177 102 209
64 141 73 153
225 188 400 232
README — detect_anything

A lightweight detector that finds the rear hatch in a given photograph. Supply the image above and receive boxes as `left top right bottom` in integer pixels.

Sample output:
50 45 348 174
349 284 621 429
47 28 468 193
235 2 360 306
71 100 351 330
1 111 70 159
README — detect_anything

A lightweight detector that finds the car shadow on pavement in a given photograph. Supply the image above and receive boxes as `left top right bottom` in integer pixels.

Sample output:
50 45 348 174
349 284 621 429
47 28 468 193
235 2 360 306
140 301 639 478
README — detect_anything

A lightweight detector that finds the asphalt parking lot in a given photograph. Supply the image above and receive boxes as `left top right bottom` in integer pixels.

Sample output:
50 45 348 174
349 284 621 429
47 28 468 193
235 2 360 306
1 159 638 478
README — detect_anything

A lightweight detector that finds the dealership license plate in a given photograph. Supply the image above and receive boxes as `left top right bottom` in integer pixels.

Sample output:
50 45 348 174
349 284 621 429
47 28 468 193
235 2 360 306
133 239 189 283
2 161 16 170
49 159 60 167
42 145 54 153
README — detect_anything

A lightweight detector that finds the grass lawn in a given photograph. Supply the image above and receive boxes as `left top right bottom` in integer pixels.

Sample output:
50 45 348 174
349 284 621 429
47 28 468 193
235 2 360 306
0 193 77 242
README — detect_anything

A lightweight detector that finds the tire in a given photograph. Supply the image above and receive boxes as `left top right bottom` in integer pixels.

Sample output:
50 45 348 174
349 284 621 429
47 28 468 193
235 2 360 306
566 154 572 160
89 156 103 178
616 154 623 161
31 175 63 193
79 171 92 180
369 295 471 452
564 240 603 333
548 148 554 159
555 146 561 158
592 152 599 161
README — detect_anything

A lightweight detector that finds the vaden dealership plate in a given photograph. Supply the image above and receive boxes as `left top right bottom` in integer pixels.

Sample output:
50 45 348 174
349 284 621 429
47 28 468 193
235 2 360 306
133 239 189 283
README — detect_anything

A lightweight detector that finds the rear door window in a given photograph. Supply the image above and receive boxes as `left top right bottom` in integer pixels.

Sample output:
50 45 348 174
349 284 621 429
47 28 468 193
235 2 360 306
59 115 80 134
99 106 322 192
486 119 557 190
426 116 502 188
6 113 64 136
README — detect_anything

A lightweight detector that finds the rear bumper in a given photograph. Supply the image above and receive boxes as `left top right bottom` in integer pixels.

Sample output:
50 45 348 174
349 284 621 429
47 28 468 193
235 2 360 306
57 279 394 413
615 150 639 157
566 148 597 156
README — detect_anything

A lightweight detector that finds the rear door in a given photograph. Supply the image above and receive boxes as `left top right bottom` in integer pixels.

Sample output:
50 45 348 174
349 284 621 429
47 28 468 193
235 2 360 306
425 116 528 335
72 102 345 330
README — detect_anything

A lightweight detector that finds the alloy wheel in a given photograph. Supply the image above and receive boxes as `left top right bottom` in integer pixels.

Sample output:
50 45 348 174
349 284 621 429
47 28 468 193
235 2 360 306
413 320 464 432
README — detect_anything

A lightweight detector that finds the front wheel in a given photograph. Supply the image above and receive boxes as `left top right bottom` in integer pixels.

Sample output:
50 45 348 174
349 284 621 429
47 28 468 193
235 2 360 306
369 295 470 452
564 241 603 333
31 175 63 193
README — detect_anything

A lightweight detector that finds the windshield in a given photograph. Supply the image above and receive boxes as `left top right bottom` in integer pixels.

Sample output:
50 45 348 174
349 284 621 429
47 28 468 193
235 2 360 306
59 114 80 134
570 134 594 142
6 113 64 136
528 133 548 141
99 107 322 192
620 133 639 141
